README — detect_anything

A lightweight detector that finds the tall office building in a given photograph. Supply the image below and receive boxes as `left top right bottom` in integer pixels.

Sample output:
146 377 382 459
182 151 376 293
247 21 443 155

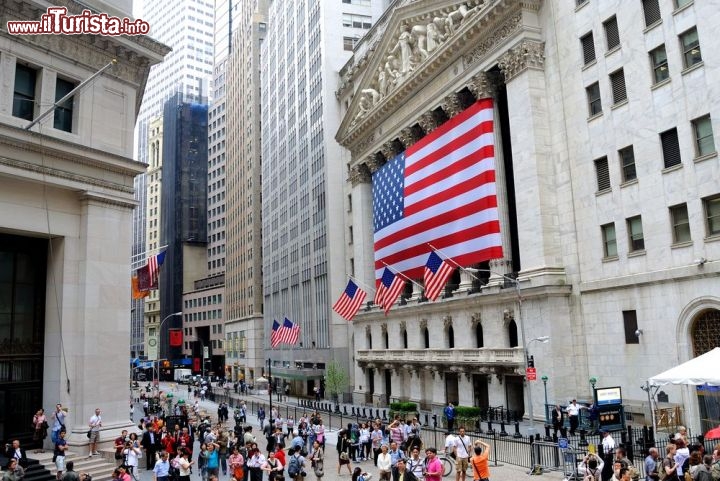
259 0 383 394
132 0 215 358
225 0 268 383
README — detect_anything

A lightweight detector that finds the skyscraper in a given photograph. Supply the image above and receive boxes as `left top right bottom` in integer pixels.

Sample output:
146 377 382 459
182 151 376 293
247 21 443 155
259 0 382 393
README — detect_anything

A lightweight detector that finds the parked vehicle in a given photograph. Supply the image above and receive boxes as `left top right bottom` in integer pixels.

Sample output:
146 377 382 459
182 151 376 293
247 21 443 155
174 368 192 382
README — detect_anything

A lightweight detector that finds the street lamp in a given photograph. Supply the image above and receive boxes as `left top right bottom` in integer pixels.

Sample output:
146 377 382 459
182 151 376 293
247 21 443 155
154 312 182 384
464 268 548 436
267 358 273 429
541 375 549 421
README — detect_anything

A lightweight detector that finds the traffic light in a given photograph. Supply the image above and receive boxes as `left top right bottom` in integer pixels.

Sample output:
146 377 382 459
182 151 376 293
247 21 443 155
527 355 535 368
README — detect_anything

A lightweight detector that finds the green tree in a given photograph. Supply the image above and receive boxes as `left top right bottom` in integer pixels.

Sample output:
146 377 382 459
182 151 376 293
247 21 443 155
325 360 349 406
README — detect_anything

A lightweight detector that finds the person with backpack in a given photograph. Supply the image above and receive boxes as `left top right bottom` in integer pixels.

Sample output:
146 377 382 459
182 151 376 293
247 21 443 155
692 455 713 481
288 446 307 481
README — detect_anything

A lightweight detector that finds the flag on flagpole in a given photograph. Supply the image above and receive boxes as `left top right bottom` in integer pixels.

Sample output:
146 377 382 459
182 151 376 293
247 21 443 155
131 275 149 299
279 318 300 345
333 279 367 321
423 251 455 301
372 98 503 282
374 276 386 307
378 267 405 315
270 320 282 348
137 250 167 291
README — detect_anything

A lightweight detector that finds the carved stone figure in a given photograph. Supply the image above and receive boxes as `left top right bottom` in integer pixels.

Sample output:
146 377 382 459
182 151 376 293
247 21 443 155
444 4 477 35
391 23 415 75
426 21 445 52
411 25 428 61
377 66 388 96
360 88 381 106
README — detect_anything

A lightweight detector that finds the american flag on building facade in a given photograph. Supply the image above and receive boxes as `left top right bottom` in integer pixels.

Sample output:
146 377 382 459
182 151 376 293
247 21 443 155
372 98 503 283
423 251 455 301
270 318 300 348
333 279 367 321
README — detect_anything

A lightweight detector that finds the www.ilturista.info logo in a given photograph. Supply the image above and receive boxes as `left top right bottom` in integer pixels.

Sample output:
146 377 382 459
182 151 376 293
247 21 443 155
6 7 150 36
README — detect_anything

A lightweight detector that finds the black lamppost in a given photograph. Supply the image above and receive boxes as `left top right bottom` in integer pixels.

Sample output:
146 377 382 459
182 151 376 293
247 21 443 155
267 359 273 427
541 375 549 418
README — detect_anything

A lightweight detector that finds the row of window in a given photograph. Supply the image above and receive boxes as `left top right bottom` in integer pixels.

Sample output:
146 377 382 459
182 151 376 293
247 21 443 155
600 195 720 258
342 13 372 29
183 309 224 322
583 25 702 117
12 61 76 132
182 339 223 351
183 294 223 309
594 115 716 192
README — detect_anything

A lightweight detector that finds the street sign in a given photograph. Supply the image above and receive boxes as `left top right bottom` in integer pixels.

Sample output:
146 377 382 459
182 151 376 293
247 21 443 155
203 346 209 359
558 438 569 449
526 367 537 381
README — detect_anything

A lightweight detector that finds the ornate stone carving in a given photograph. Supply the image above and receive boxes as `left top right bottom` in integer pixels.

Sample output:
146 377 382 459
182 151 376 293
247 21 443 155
381 140 402 160
463 12 523 68
419 319 428 330
365 325 372 336
498 39 546 82
495 373 504 384
470 313 482 328
366 154 384 173
467 72 496 100
399 126 422 148
381 323 388 335
503 309 515 322
348 163 372 186
418 111 441 134
464 372 472 382
399 321 407 332
351 133 376 158
441 93 463 118
443 315 453 329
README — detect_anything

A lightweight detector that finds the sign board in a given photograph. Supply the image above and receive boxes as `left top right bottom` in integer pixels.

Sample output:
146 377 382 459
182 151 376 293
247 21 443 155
169 328 183 347
596 386 622 405
598 406 625 431
526 367 537 381
147 335 158 361
558 438 569 449
203 346 209 359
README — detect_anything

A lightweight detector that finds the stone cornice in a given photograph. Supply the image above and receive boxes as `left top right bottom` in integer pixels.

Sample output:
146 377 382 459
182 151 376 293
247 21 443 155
497 38 545 82
336 0 532 152
78 191 138 210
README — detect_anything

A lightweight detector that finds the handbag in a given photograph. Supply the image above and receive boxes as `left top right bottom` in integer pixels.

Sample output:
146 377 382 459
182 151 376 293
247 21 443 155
340 452 349 461
86 430 92 439
233 466 245 481
313 460 324 478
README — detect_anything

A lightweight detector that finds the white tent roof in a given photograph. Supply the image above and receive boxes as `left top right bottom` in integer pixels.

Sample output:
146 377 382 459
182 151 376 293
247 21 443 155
648 347 720 386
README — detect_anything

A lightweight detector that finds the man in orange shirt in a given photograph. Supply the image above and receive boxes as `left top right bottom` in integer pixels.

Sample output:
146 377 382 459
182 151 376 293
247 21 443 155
469 441 490 481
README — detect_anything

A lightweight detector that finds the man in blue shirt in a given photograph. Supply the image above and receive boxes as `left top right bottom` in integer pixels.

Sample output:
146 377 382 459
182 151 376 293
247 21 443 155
153 452 171 481
443 403 456 433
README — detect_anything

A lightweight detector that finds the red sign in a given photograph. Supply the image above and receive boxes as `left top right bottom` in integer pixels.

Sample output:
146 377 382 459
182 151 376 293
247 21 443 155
169 328 183 347
193 357 200 372
526 367 537 381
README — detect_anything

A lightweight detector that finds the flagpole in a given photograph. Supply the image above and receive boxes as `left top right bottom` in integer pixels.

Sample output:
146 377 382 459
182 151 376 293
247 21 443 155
381 261 424 291
426 243 484 282
348 275 376 293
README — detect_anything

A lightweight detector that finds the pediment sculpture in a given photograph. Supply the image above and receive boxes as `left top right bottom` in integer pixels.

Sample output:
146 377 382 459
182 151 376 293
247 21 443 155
350 1 483 128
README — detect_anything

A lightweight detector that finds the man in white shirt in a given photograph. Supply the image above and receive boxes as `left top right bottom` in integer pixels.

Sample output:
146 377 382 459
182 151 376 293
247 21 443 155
88 408 102 458
453 427 471 481
601 430 616 455
444 432 456 457
565 400 583 435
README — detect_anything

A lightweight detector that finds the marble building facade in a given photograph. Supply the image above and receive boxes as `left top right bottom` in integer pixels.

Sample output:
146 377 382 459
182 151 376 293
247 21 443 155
335 0 720 434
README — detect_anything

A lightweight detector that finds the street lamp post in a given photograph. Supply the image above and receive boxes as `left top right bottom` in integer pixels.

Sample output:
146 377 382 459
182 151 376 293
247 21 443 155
154 312 182 384
541 375 549 420
267 359 273 428
525 336 550 436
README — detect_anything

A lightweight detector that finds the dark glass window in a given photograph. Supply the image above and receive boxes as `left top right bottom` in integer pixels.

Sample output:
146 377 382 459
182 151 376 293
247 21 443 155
54 78 76 132
623 310 639 344
12 64 37 121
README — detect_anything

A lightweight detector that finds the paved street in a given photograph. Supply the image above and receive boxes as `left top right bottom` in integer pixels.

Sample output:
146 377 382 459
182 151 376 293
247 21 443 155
126 383 566 481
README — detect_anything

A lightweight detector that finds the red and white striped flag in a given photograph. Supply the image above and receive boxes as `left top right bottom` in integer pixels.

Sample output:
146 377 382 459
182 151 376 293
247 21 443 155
372 98 503 282
279 318 300 345
333 279 367 321
377 267 406 315
270 320 282 348
423 251 455 301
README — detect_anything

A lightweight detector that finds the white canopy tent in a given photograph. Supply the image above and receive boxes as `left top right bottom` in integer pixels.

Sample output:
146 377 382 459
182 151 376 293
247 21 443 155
649 347 720 387
646 347 720 434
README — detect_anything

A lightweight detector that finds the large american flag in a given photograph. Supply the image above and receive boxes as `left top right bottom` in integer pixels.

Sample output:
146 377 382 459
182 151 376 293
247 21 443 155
333 279 367 321
372 98 503 281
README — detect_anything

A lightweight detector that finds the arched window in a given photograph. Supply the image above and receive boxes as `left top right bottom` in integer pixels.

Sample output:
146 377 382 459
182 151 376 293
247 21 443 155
383 330 389 349
367 331 372 349
402 329 408 349
476 323 484 348
447 325 455 348
423 327 430 348
508 319 518 348
692 309 720 356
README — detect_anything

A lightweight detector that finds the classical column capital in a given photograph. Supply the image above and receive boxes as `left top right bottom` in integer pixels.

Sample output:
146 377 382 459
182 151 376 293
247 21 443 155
467 71 496 100
418 110 441 134
348 163 372 186
399 126 423 149
441 92 463 118
498 39 545 83
381 140 403 161
366 154 384 173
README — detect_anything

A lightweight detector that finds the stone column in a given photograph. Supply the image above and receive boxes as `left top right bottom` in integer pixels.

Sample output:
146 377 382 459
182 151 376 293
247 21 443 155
373 367 386 405
468 72 514 281
458 269 474 293
498 40 563 279
390 368 403 402
441 92 463 118
458 372 473 407
487 370 506 407
430 369 446 412
408 368 422 405
349 161 375 292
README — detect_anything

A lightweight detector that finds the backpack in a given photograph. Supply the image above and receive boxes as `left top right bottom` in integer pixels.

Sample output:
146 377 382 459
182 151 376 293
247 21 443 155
659 457 673 481
288 455 300 478
696 468 713 481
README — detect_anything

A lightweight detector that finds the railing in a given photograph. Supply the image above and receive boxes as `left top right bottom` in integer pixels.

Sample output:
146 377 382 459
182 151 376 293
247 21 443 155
356 348 525 366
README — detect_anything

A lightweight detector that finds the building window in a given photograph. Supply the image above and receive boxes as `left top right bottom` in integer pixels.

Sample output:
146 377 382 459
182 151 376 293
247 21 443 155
446 325 455 349
12 63 37 121
603 16 620 51
642 0 661 27
594 156 610 191
475 324 484 348
508 319 518 348
586 82 602 116
649 45 669 84
660 128 682 168
348 225 353 244
623 310 639 344
402 329 408 349
609 69 627 104
601 223 617 257
675 0 693 8
580 32 596 65
704 195 720 237
692 115 715 157
54 77 76 132
627 215 645 252
343 36 358 51
619 145 636 182
342 13 371 29
423 327 430 349
670 203 691 243
679 27 702 68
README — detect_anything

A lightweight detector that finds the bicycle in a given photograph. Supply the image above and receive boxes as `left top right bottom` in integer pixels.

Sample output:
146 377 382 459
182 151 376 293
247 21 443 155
436 455 471 478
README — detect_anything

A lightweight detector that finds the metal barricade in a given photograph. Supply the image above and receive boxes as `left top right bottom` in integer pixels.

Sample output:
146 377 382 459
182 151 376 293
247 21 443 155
532 440 564 473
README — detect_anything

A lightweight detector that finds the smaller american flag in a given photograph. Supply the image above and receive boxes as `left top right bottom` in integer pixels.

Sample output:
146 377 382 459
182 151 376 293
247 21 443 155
423 251 455 301
270 320 282 348
279 318 300 345
378 268 406 315
148 250 166 287
333 280 367 321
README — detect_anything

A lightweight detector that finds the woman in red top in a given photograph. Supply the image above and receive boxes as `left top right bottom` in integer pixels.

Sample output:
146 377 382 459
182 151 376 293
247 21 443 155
161 430 176 457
